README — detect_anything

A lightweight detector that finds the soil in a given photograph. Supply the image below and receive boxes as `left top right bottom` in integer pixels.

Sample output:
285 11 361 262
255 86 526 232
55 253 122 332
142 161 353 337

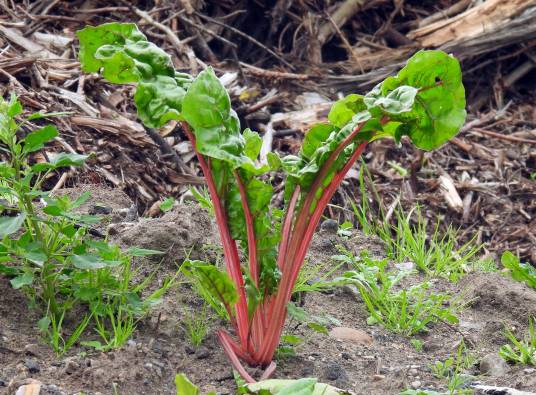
1 187 536 395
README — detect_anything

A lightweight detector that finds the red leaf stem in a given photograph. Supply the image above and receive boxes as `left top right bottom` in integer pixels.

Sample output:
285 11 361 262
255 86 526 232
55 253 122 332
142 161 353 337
257 121 369 363
181 122 250 350
218 330 256 383
232 169 264 350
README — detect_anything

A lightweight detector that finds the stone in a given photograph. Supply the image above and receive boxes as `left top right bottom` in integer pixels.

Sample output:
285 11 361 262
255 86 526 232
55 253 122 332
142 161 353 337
24 359 40 374
320 219 339 233
15 383 41 395
89 204 113 215
410 380 422 389
63 359 79 375
480 353 510 377
323 363 349 387
329 327 373 345
372 374 385 381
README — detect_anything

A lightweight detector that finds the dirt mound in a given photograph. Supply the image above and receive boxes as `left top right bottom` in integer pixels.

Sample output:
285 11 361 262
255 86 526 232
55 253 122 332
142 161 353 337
118 203 217 264
461 272 536 346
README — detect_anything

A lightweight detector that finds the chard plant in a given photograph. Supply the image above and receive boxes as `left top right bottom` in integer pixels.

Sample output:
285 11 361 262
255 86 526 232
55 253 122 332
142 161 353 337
78 23 466 381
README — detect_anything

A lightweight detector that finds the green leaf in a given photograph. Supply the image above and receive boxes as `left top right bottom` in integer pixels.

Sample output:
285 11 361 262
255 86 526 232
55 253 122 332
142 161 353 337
134 75 188 127
7 93 22 117
328 94 366 128
80 340 106 351
281 335 303 345
160 197 175 212
175 373 200 395
371 50 466 150
247 378 352 395
32 152 88 172
78 23 157 82
77 23 188 128
22 125 58 153
70 253 122 270
37 316 51 332
183 260 239 311
0 213 26 237
10 272 34 289
126 247 164 257
182 67 252 169
502 251 536 289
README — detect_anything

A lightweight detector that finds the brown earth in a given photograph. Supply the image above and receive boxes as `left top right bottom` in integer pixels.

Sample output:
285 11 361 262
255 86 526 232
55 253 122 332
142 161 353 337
1 187 536 395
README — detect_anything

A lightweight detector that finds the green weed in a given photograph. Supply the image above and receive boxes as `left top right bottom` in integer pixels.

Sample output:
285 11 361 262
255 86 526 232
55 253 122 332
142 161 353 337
499 317 536 366
183 303 211 348
334 251 461 336
430 340 476 395
501 251 536 289
0 95 173 354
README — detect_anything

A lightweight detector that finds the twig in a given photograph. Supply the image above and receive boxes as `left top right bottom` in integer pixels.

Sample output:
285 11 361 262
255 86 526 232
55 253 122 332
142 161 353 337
194 11 295 70
74 7 130 14
325 11 364 73
239 62 309 80
318 0 366 45
131 6 202 73
471 128 536 145
144 126 193 174
177 15 237 48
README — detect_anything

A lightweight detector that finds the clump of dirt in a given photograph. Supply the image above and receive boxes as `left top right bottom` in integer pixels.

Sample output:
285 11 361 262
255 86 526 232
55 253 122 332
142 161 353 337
118 203 218 264
1 186 536 395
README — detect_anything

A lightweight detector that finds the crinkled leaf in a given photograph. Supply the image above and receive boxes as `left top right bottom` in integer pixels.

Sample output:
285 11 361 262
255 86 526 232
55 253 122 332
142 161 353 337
182 68 251 169
77 23 189 128
370 50 466 150
134 75 188 127
328 94 366 128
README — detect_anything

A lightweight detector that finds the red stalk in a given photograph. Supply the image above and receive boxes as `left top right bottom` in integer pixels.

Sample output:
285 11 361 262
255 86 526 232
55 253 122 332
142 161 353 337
218 330 255 383
276 186 301 271
181 122 250 350
233 169 264 350
257 122 369 363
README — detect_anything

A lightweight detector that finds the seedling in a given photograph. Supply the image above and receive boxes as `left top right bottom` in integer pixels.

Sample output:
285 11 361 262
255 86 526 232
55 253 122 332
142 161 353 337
183 303 211 348
499 316 536 366
501 251 536 289
431 340 476 395
78 22 466 381
334 252 461 335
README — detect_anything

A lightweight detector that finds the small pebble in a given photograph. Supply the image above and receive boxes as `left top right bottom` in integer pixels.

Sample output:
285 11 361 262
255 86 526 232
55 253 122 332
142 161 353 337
372 374 385 381
408 368 418 375
25 359 40 374
411 380 422 389
320 219 339 233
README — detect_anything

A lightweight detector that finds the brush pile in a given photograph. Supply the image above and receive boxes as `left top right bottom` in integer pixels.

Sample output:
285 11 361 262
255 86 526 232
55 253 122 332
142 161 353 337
0 0 534 263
